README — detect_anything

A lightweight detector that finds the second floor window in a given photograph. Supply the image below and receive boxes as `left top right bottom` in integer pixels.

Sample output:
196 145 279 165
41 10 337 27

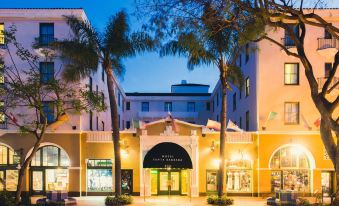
40 62 54 84
245 111 249 131
164 102 172 112
284 24 299 47
89 110 93 131
0 63 4 84
42 101 54 124
232 93 236 111
245 44 249 63
206 102 210 111
284 102 299 125
284 63 299 85
187 102 195 112
126 102 130 110
39 23 54 46
245 77 250 97
0 23 4 45
118 93 121 107
141 102 149 112
325 63 332 78
0 101 5 124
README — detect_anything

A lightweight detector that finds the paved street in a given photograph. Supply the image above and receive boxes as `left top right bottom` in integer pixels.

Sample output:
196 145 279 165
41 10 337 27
75 196 267 206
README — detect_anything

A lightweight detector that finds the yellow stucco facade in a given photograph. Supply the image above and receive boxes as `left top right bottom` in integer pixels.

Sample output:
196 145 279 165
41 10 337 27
0 118 334 198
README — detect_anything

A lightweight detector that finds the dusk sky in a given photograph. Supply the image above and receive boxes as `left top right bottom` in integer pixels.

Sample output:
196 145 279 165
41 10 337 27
1 0 338 92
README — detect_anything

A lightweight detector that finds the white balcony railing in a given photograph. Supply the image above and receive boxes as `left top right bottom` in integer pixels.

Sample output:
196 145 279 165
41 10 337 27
86 132 112 142
226 132 253 143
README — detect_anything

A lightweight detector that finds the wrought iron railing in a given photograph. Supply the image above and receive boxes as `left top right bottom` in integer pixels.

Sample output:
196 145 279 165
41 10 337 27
317 38 338 50
39 34 55 46
317 77 339 90
281 37 296 49
0 120 7 129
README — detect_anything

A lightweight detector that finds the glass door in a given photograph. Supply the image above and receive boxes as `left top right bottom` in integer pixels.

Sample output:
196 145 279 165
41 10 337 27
0 170 4 191
31 170 44 195
170 171 180 195
121 169 133 195
322 172 333 197
159 171 169 195
151 170 158 195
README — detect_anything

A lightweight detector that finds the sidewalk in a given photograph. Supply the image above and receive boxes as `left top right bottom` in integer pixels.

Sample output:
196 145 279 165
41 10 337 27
75 196 267 206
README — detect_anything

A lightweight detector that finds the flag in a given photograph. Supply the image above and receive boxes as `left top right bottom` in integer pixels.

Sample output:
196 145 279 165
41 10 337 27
206 119 221 131
9 112 17 124
169 113 179 132
267 112 278 121
301 114 312 130
227 120 243 132
133 119 146 129
49 113 70 130
314 118 321 128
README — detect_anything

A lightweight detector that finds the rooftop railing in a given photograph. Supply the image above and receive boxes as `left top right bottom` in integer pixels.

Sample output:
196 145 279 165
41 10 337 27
317 38 338 50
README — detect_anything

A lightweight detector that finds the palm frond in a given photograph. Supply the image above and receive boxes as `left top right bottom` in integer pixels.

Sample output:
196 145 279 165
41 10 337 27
227 65 244 89
110 57 125 77
54 40 99 82
64 15 99 48
104 11 134 57
130 32 157 53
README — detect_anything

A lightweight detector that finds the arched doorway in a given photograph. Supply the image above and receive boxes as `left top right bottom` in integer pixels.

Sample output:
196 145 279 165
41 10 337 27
143 142 193 196
269 145 313 192
0 144 20 191
29 145 70 195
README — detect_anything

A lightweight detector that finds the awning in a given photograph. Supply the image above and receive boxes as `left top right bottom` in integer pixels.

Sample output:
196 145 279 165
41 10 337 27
143 142 193 169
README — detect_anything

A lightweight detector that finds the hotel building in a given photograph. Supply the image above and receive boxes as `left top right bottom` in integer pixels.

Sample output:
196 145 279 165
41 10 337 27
0 8 338 203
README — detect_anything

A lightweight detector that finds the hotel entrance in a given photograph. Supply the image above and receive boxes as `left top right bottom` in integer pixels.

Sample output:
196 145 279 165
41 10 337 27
150 169 189 195
143 142 193 196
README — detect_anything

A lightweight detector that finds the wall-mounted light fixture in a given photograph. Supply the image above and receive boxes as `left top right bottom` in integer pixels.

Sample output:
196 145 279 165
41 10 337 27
210 141 216 151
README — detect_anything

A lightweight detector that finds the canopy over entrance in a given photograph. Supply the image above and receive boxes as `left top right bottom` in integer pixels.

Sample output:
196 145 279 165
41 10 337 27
143 142 193 169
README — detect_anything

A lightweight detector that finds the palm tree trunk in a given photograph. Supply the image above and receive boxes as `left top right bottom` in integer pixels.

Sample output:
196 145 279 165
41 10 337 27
217 81 227 197
15 134 44 206
105 67 122 196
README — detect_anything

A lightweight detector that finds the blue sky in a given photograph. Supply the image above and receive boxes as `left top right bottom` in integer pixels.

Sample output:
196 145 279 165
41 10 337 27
1 0 338 92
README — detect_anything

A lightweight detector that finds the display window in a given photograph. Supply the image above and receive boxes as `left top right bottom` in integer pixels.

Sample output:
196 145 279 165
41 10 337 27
0 145 19 191
226 159 252 193
87 159 112 192
270 146 311 192
29 145 70 195
206 170 217 192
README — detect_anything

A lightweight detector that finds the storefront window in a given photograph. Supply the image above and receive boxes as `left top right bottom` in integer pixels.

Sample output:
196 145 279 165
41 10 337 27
30 145 70 195
87 159 112 192
270 146 311 192
206 170 218 192
0 144 19 191
226 159 252 192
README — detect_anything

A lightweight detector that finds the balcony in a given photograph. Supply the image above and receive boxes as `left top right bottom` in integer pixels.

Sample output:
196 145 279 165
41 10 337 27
317 77 339 91
225 132 253 143
281 37 297 53
34 35 56 57
138 111 199 119
317 38 338 57
0 121 7 129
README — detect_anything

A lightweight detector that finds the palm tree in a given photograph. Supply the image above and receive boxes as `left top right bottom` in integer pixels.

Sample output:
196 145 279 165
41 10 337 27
160 5 243 197
55 11 155 196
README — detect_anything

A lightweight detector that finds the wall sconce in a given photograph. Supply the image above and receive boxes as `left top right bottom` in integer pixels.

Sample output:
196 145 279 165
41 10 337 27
210 141 215 151
120 140 129 157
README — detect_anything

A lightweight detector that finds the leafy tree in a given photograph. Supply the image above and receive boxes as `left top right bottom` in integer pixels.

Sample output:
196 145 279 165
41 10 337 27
54 11 155 196
226 0 339 201
0 26 105 205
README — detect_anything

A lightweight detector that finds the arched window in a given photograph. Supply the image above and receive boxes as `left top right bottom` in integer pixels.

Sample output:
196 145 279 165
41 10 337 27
270 146 309 169
30 145 70 195
0 144 19 191
269 145 311 192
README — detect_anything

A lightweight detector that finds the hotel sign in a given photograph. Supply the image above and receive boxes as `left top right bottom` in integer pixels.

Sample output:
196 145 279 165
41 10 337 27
143 142 193 169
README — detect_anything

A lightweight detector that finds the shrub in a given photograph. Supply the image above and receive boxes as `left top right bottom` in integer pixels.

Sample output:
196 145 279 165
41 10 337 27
105 195 133 205
296 198 310 206
207 195 234 205
0 191 15 206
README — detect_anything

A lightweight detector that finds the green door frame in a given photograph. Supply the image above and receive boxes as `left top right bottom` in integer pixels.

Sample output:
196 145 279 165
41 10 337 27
157 170 181 195
30 169 45 196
